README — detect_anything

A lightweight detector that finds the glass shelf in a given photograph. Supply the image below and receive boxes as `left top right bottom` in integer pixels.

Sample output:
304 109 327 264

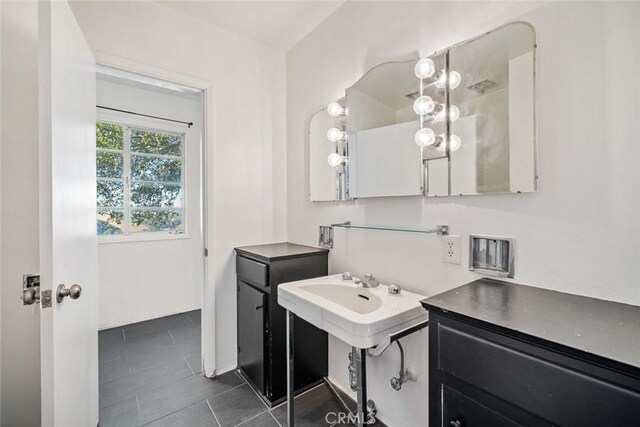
319 221 449 248
333 222 448 235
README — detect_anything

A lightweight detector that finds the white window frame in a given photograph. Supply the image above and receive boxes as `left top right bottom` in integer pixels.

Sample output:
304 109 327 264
97 110 190 243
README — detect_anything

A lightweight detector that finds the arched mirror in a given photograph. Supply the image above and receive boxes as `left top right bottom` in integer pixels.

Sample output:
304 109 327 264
308 21 537 201
448 22 537 195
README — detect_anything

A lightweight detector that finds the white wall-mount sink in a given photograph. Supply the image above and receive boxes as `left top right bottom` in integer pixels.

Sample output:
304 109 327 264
278 274 428 348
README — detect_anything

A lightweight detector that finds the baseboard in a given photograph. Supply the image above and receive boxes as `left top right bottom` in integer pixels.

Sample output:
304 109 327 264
98 305 201 330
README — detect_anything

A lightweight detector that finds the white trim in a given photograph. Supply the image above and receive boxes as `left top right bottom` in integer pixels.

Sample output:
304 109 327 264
94 55 216 378
123 125 131 233
98 233 192 245
94 51 211 90
126 152 181 161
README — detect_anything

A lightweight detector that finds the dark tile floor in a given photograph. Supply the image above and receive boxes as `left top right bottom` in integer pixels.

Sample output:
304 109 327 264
99 310 371 427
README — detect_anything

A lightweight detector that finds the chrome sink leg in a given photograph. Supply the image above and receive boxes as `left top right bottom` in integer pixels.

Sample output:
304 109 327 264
354 347 367 427
287 310 294 427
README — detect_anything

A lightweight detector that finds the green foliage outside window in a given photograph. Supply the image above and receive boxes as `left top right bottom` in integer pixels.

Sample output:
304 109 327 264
96 121 184 236
97 122 123 150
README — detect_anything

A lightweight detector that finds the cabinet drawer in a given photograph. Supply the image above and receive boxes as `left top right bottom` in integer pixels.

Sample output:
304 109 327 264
437 323 640 426
237 256 268 286
443 385 522 427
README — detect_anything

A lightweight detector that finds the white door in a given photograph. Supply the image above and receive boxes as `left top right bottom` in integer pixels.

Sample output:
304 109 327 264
38 1 99 426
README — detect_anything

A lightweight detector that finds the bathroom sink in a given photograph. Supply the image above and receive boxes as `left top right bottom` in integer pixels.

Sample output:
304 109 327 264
301 284 383 314
278 274 428 348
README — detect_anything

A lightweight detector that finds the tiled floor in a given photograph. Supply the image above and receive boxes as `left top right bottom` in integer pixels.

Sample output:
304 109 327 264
99 310 370 427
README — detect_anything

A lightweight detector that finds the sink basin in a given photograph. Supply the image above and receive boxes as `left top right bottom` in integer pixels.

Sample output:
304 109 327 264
278 274 428 348
301 284 383 314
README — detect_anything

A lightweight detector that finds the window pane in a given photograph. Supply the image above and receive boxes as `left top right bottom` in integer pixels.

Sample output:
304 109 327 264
97 151 124 179
130 209 184 233
131 155 181 182
97 180 124 207
130 128 182 156
97 208 125 235
130 182 182 208
96 122 124 150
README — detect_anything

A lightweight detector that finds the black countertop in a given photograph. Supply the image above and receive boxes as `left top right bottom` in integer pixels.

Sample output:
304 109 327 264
235 242 328 262
422 278 640 371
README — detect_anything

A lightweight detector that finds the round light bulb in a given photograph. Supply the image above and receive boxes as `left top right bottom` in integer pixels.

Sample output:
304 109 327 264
449 134 462 152
449 105 460 122
434 70 462 89
415 128 436 148
327 152 344 167
413 96 435 116
327 127 344 142
327 102 344 117
414 58 435 79
449 71 462 89
436 134 462 152
435 105 461 122
434 70 447 89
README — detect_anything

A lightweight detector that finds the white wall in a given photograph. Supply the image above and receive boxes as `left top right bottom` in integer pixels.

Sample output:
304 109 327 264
0 1 41 425
70 1 288 374
95 78 204 329
287 2 640 426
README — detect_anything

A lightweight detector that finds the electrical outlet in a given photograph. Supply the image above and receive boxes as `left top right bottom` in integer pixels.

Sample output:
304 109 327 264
443 235 461 265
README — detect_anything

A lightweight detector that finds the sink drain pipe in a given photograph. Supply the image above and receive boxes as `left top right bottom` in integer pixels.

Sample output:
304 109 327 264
347 319 429 426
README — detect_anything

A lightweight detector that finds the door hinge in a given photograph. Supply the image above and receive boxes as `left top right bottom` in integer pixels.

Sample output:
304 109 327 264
204 248 208 257
238 346 241 353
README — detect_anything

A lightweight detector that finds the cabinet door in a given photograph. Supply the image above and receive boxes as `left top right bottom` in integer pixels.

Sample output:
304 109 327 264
443 386 523 427
238 281 267 394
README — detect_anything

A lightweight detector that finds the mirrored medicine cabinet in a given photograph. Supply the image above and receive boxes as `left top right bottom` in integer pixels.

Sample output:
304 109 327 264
309 21 537 201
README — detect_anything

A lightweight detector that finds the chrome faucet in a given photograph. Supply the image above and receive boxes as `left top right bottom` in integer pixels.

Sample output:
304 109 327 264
361 273 380 288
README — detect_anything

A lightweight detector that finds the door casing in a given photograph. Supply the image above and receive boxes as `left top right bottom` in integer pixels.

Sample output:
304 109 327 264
92 52 215 376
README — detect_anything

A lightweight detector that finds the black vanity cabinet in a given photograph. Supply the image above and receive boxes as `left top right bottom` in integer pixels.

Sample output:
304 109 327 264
422 279 640 427
235 243 329 406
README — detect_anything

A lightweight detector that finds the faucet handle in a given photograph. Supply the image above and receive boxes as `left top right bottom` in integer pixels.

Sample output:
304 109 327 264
364 273 374 280
388 284 401 295
342 272 353 281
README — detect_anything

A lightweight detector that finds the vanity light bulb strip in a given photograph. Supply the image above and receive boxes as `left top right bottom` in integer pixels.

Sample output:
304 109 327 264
413 58 463 149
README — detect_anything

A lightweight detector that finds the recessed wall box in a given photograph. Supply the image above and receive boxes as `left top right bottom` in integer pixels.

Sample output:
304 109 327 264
319 225 334 249
469 235 514 278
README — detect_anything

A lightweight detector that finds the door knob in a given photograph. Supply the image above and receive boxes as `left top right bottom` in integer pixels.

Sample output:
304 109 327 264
450 421 463 427
57 284 82 303
22 286 40 305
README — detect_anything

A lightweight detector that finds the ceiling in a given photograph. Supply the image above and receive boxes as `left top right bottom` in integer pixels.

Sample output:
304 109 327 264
157 1 345 51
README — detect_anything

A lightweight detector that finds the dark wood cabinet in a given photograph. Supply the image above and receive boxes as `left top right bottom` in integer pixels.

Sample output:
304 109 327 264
423 279 640 427
237 280 267 395
235 243 329 406
443 386 521 427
